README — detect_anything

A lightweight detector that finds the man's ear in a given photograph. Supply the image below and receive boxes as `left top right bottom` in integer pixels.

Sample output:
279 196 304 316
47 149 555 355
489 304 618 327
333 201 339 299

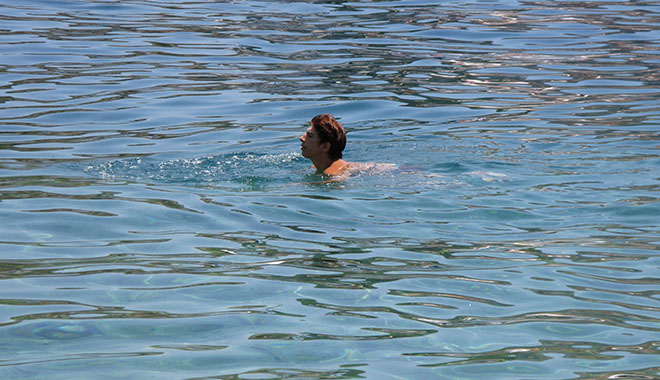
320 141 331 153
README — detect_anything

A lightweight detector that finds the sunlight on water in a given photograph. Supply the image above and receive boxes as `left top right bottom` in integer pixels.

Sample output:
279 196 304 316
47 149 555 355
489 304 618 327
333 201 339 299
82 152 307 188
1 0 659 379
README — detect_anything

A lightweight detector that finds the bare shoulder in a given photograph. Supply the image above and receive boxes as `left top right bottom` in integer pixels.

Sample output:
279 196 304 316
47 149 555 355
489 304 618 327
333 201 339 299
321 160 397 179
322 159 350 176
345 162 397 174
317 161 396 183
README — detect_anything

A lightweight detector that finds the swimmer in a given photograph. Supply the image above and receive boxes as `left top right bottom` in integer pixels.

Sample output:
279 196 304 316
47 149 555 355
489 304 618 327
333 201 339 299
300 114 396 177
300 114 349 176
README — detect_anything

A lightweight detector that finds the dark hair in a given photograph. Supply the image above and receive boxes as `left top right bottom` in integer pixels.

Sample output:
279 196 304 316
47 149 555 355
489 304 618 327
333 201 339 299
311 114 346 160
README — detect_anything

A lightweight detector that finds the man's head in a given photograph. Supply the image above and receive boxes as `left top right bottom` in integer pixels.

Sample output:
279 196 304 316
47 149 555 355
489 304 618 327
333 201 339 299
307 114 346 161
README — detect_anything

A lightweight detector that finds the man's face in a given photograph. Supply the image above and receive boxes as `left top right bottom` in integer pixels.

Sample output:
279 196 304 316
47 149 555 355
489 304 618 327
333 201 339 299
300 125 328 159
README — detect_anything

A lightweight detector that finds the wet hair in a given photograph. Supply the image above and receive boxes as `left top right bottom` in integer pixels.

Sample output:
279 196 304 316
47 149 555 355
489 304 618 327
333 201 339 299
311 114 346 161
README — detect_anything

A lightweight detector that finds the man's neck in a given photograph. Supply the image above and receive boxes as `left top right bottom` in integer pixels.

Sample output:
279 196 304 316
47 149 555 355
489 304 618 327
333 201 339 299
312 156 334 174
314 158 348 176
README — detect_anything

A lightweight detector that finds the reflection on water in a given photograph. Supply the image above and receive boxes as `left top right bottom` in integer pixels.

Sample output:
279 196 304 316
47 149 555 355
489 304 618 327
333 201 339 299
1 0 659 379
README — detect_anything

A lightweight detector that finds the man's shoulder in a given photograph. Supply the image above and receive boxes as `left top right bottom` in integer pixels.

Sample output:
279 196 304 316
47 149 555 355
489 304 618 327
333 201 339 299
323 159 349 176
325 161 397 176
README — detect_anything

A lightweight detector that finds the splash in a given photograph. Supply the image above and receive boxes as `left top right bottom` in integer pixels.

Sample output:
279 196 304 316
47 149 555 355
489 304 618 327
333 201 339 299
82 152 306 188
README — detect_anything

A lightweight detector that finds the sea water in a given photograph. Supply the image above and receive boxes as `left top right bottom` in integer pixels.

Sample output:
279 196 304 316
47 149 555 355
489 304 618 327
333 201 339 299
1 0 659 379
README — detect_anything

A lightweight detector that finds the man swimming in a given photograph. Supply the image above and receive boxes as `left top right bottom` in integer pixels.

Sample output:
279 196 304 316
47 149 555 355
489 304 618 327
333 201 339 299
300 114 396 177
300 114 351 176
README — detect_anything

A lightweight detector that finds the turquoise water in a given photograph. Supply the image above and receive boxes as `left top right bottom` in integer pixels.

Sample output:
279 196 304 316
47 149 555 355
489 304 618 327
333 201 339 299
1 0 659 379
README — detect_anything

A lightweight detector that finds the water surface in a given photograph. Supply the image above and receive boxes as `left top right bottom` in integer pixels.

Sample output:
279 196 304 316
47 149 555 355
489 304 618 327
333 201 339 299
1 0 659 379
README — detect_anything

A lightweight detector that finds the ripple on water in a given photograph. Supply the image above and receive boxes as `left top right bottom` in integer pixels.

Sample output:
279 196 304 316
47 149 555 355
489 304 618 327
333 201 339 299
1 0 660 379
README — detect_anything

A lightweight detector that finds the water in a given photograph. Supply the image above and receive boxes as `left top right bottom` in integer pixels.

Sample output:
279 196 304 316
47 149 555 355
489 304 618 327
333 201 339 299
1 0 659 379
